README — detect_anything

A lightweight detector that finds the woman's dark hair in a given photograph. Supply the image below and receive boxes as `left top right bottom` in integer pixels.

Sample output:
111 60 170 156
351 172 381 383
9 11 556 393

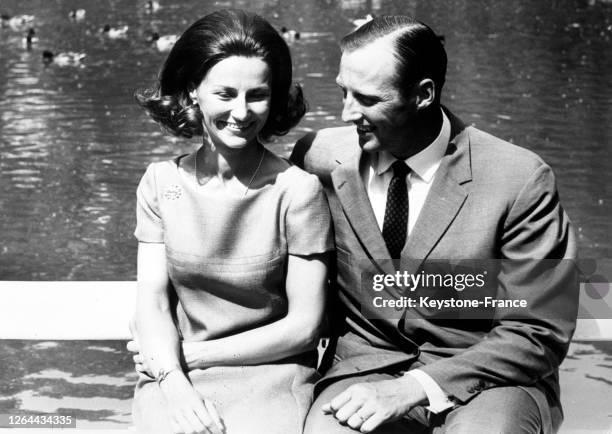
135 9 306 140
340 15 446 104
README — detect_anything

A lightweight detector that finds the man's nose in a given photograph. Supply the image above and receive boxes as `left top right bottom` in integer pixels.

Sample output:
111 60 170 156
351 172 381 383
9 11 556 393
341 94 362 123
231 95 249 120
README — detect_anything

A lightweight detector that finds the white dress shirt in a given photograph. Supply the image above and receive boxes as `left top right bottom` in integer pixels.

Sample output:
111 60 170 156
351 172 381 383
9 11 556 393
361 110 455 413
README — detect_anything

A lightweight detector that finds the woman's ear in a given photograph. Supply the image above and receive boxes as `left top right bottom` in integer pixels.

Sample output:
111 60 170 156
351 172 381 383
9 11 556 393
188 89 198 104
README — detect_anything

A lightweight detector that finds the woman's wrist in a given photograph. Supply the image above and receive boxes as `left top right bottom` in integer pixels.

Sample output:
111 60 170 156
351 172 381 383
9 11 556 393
155 365 182 385
157 368 193 399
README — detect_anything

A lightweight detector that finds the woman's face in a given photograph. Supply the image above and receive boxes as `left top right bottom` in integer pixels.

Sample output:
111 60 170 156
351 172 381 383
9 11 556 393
191 56 271 151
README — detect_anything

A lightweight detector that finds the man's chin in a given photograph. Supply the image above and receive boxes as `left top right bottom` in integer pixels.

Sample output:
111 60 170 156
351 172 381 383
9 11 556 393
358 136 382 153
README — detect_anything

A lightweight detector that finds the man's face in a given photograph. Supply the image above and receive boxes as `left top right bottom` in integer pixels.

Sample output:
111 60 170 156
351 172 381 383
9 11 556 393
336 37 418 157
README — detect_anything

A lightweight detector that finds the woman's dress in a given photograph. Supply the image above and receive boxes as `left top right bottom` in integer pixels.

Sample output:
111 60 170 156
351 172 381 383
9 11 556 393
132 152 333 434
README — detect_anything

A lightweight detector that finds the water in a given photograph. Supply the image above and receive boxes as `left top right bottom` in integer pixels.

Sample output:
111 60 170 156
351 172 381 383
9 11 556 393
1 0 611 280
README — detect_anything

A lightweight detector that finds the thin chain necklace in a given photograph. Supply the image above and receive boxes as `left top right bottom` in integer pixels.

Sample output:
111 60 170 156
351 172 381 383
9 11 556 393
195 145 266 197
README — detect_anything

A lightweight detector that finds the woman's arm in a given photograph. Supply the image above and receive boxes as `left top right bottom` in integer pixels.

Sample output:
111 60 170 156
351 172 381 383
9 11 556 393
134 242 182 375
134 242 225 434
183 252 328 369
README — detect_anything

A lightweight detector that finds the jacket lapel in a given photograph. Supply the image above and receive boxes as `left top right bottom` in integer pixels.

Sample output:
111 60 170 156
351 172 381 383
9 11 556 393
331 151 396 277
401 111 472 276
329 109 472 281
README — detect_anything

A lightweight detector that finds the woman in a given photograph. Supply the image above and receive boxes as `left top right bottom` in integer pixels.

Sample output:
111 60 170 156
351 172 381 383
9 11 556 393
130 10 332 434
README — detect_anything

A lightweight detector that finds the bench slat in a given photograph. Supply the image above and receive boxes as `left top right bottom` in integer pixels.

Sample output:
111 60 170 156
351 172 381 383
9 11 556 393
0 281 610 340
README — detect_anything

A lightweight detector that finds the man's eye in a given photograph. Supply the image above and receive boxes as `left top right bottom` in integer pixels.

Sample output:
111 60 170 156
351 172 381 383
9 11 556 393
216 92 232 99
356 95 377 106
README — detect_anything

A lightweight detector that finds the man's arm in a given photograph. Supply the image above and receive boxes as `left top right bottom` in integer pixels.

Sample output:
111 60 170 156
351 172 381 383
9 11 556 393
418 162 578 403
289 131 315 168
320 163 578 432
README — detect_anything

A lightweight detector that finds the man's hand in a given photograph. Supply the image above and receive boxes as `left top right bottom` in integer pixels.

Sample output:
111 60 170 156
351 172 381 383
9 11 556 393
127 320 154 378
126 339 154 378
128 314 204 374
127 338 203 375
321 376 428 433
181 341 212 370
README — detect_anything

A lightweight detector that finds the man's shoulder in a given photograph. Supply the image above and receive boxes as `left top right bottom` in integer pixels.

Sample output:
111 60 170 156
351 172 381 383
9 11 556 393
465 125 548 178
446 109 548 179
290 126 358 174
302 125 357 148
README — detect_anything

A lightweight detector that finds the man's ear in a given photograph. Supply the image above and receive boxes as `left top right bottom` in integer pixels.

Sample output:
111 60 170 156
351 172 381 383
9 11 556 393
416 78 435 109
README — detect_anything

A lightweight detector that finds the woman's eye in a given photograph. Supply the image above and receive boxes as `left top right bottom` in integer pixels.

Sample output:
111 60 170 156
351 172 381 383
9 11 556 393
216 92 232 99
248 91 270 101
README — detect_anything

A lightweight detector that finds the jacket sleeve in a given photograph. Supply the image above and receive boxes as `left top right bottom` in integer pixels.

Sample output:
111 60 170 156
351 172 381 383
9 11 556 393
419 163 579 403
289 132 316 170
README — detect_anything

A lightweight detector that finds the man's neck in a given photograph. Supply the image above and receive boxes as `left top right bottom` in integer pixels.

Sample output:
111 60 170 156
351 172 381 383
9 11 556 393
391 106 444 160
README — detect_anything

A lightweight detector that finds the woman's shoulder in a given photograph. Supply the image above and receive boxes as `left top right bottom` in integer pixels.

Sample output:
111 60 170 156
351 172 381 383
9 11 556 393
140 154 188 181
265 152 323 193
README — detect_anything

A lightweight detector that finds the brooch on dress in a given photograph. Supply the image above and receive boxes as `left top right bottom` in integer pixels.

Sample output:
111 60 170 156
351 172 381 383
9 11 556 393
163 184 182 200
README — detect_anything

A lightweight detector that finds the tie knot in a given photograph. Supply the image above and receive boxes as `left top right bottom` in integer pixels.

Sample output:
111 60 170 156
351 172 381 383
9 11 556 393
391 160 410 178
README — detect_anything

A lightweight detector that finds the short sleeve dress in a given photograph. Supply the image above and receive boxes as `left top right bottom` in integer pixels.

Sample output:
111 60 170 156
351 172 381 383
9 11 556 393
131 152 333 434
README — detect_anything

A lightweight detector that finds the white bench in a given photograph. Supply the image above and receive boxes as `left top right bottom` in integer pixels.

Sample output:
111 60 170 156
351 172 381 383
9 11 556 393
0 282 137 433
0 281 136 340
1 281 611 340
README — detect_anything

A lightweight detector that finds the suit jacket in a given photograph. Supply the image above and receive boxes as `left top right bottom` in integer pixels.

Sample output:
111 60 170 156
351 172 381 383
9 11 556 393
290 109 578 431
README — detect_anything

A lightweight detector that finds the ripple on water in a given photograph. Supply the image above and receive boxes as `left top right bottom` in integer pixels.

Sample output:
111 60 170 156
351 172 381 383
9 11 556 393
0 0 610 279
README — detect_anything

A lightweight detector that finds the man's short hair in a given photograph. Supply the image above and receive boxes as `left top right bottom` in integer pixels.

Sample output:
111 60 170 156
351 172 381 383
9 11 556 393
340 15 447 103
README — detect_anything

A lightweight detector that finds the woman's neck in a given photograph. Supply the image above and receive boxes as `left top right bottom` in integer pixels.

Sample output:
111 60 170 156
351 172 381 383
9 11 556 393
197 139 263 182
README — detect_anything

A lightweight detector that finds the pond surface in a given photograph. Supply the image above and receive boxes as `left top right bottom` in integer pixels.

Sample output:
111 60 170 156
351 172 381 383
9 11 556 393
1 0 611 280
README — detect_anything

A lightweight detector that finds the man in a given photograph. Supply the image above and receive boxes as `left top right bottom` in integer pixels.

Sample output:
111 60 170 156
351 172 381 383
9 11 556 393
290 15 578 433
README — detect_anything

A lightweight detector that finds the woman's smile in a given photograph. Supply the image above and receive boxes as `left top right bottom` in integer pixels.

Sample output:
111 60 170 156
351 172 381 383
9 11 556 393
216 119 256 133
191 56 271 151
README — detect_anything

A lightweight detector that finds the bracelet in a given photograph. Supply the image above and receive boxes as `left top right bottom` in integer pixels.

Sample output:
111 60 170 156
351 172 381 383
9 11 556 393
156 367 181 385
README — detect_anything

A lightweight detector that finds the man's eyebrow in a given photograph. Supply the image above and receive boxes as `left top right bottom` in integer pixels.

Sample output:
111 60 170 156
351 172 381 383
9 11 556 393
210 84 234 90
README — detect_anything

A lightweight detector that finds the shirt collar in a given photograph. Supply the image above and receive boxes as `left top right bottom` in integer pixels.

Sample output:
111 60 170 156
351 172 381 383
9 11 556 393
373 109 450 183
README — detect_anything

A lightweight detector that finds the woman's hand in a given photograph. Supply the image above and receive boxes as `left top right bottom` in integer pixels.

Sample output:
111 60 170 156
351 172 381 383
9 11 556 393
159 371 225 434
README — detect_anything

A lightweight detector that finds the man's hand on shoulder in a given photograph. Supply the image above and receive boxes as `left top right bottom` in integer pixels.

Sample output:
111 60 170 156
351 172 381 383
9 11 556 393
321 375 427 433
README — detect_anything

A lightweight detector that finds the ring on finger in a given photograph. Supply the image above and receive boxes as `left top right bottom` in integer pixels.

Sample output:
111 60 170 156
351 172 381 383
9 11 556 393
351 411 370 425
355 409 373 423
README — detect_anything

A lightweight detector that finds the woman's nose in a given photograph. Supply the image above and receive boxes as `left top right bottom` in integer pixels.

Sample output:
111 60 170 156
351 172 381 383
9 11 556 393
230 96 249 120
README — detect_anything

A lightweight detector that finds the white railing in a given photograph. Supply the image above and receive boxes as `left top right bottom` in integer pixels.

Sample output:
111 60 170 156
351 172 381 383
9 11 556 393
0 281 136 340
0 281 610 340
